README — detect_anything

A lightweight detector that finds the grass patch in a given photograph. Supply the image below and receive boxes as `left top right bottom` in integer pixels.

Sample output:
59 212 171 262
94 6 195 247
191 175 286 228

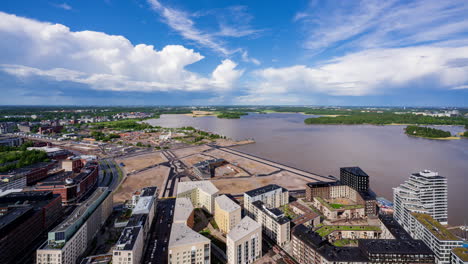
315 197 364 210
316 225 381 237
333 239 358 247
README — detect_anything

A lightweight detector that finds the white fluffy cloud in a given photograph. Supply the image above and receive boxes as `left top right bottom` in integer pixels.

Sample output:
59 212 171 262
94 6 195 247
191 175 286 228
249 46 468 97
0 12 243 92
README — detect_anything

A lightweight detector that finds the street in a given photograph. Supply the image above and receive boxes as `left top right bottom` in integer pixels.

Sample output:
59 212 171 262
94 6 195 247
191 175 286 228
142 198 176 264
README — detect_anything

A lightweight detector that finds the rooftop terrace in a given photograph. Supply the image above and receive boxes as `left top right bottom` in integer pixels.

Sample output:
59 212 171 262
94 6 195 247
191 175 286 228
452 247 468 262
412 212 459 241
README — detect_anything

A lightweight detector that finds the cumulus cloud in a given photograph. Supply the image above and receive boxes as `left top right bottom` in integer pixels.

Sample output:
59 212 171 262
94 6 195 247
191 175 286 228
248 46 468 97
0 12 243 92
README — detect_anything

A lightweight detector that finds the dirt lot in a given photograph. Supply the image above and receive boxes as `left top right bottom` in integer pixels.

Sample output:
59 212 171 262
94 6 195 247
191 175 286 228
205 148 278 175
114 165 170 203
213 138 255 147
212 170 311 194
179 154 212 167
172 145 213 158
116 152 167 172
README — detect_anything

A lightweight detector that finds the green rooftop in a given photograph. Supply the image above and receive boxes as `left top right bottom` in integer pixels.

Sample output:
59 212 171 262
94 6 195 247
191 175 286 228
452 248 468 262
411 213 459 241
315 197 364 210
315 225 381 237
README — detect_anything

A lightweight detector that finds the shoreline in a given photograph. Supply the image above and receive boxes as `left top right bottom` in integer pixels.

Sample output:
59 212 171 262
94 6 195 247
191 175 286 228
406 134 461 140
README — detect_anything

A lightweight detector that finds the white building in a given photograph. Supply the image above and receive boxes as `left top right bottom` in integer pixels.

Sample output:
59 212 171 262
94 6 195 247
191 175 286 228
173 197 194 226
243 184 289 217
176 181 219 214
250 200 291 246
36 188 113 264
168 223 210 264
113 226 144 264
227 216 262 264
451 248 468 264
393 170 448 227
409 213 462 264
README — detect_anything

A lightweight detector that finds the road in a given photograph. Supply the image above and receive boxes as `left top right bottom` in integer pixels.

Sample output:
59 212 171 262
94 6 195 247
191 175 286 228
142 198 176 264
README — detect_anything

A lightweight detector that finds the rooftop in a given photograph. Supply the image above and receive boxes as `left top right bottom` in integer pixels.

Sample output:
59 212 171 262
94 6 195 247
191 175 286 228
293 224 369 262
215 195 240 213
141 186 157 197
133 196 154 214
245 184 287 197
251 200 290 224
115 226 142 251
412 212 459 241
452 247 468 262
126 214 147 228
306 181 338 188
169 223 209 248
177 181 219 196
0 206 33 233
340 167 368 177
227 216 261 242
379 215 412 240
51 187 109 234
359 239 433 255
173 197 194 224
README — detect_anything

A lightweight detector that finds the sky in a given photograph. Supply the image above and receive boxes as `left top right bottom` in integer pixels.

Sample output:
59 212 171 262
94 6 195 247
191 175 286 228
0 0 468 106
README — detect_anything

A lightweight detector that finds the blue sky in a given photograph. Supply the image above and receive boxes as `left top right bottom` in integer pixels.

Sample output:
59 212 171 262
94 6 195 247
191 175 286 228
0 0 468 106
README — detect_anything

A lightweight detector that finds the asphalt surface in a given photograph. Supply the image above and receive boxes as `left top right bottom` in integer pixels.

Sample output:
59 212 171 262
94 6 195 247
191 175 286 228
142 198 175 264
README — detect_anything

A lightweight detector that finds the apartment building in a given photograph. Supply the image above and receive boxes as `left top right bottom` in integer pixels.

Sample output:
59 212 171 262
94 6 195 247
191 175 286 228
36 187 113 264
176 181 219 214
168 223 210 264
173 197 195 228
250 200 290 246
226 216 262 264
451 248 468 264
214 194 241 234
292 222 435 264
113 226 144 264
112 187 157 264
340 167 369 192
409 213 462 264
393 170 448 226
243 184 289 217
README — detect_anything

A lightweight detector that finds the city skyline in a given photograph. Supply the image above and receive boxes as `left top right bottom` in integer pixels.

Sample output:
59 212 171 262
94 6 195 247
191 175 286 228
1 0 468 106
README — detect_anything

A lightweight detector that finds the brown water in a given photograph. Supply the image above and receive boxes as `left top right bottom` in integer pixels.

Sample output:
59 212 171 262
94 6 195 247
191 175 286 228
147 113 468 225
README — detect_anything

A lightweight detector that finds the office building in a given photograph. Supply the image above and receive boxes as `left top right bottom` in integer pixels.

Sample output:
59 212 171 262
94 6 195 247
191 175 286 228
409 213 462 264
250 200 290 246
214 194 241 234
0 191 63 264
35 161 99 204
340 167 369 192
168 223 210 264
393 170 448 226
176 181 219 214
243 184 289 217
451 248 468 264
226 216 262 264
36 187 113 264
